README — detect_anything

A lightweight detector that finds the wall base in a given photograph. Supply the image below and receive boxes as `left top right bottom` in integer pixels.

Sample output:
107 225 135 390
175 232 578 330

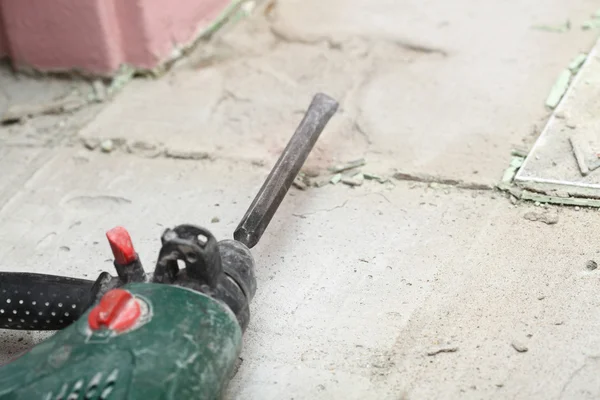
0 0 240 77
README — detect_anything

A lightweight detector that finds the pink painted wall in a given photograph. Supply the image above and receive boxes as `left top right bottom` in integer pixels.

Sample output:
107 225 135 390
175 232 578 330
2 0 122 74
116 0 229 69
0 0 230 75
0 6 7 57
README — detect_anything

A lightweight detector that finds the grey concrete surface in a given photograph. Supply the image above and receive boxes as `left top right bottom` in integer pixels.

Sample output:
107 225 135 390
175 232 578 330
77 0 599 186
1 0 600 399
0 63 98 147
1 150 599 399
517 39 600 197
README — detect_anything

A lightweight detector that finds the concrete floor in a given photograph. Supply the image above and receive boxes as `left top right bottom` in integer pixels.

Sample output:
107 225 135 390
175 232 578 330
2 1 600 399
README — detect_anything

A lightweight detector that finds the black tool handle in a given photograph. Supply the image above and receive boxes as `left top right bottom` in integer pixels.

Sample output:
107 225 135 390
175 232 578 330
0 272 94 330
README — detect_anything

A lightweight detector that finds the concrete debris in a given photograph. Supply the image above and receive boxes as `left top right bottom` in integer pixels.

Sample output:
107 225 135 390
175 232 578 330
81 138 100 150
521 190 600 208
568 53 588 74
341 172 364 187
585 260 598 271
330 173 342 185
460 182 494 190
568 134 600 176
293 174 309 190
511 341 528 353
289 159 390 189
394 172 460 186
395 171 492 191
523 211 559 225
545 189 570 198
312 178 331 188
297 166 390 189
164 149 211 160
532 20 571 32
211 217 220 223
364 172 389 183
329 158 366 173
582 19 600 30
501 156 525 184
545 69 572 109
569 135 590 176
301 167 320 178
1 96 87 124
106 65 136 97
500 166 600 206
427 346 458 356
91 80 107 102
100 139 115 153
126 141 163 158
511 147 529 158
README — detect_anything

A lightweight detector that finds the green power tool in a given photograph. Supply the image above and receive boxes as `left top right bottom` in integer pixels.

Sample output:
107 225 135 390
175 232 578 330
0 93 338 400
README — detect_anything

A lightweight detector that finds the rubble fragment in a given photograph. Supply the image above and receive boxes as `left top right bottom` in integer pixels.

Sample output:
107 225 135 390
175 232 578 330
582 19 600 30
568 53 588 74
511 341 528 353
100 139 115 153
427 346 458 356
521 191 600 207
545 69 572 109
341 173 364 187
510 148 529 158
330 174 342 185
532 20 570 32
301 167 320 178
329 158 366 173
292 174 309 190
523 211 559 225
126 141 163 158
164 149 211 160
568 134 600 176
501 156 524 184
569 135 589 176
92 80 107 102
81 138 100 150
585 260 597 271
363 172 388 183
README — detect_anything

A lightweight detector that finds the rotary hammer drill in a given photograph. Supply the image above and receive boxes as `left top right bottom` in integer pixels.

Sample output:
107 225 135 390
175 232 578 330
0 93 338 399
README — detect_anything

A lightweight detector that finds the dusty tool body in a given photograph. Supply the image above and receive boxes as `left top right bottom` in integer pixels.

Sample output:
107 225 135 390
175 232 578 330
0 93 338 400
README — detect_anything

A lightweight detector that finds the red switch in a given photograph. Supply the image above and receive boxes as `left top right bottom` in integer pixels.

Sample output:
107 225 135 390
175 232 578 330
88 289 141 332
106 226 137 265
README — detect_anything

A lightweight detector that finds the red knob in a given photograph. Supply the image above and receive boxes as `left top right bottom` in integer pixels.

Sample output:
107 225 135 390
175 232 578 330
106 226 137 265
88 289 141 332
